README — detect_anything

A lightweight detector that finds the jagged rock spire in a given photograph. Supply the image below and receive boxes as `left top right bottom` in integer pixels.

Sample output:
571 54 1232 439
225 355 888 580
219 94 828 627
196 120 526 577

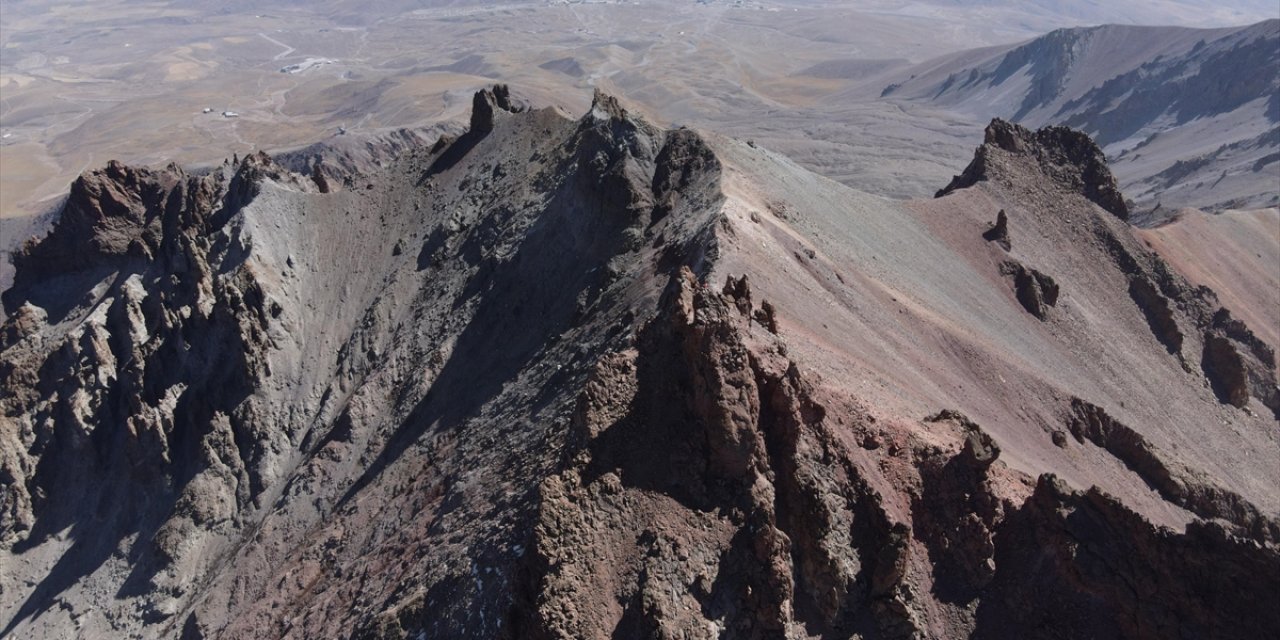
469 83 524 133
937 118 1129 221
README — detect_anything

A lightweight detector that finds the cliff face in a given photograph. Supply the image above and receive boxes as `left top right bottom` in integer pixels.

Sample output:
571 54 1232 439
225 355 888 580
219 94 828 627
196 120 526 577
2 88 1277 639
0 150 321 634
0 150 296 545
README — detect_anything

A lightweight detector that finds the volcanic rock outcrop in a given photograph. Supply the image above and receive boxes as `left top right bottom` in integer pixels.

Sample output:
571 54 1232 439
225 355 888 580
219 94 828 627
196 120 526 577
999 260 1059 320
980 209 1010 250
937 118 1129 219
2 87 1277 639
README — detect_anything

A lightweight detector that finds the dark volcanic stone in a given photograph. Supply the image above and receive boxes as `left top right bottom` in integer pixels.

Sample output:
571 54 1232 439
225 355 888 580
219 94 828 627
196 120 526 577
982 209 1011 250
1001 260 1060 320
1202 333 1249 408
469 83 524 133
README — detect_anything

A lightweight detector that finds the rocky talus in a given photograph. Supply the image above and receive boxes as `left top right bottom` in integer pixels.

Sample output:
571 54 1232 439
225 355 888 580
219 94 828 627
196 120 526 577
2 89 1277 639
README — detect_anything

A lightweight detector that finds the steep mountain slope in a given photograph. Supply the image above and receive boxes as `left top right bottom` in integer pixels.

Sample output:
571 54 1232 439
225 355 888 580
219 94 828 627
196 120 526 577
2 88 1277 639
1134 207 1280 349
881 19 1280 211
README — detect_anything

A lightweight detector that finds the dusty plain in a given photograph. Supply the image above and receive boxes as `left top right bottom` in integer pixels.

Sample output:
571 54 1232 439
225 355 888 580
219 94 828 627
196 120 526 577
3 0 1276 223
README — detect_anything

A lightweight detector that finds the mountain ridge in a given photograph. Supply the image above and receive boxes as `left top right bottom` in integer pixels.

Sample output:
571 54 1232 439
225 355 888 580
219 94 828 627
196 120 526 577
1 86 1277 639
880 18 1280 212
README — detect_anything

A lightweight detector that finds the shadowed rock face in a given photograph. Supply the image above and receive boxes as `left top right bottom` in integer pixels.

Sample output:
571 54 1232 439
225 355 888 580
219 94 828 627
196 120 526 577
977 474 1280 640
2 88 1278 639
515 269 923 639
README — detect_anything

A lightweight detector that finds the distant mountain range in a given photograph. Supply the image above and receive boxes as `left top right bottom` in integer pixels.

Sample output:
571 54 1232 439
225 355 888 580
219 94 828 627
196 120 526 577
854 0 1279 30
880 19 1279 212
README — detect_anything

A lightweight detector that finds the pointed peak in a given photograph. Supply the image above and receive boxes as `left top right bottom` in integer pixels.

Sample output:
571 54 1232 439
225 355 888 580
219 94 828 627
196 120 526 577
237 150 273 171
938 118 1129 221
589 88 628 121
469 83 525 133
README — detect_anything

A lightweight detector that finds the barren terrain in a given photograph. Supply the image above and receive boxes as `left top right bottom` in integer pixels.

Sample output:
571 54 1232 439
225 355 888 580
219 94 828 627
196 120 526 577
2 2 1278 638
1 84 1277 639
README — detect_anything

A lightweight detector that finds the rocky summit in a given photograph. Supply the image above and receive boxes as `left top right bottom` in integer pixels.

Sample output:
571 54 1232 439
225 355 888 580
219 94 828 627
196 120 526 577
1 86 1277 639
